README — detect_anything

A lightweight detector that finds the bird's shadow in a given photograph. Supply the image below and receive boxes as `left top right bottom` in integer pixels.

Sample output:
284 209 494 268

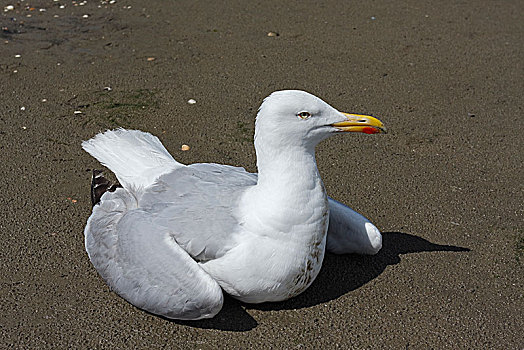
177 232 469 331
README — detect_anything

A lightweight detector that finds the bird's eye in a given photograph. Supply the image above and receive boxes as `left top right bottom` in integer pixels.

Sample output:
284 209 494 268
297 111 311 119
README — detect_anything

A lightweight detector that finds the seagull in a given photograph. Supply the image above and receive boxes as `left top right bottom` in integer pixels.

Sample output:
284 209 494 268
82 90 387 320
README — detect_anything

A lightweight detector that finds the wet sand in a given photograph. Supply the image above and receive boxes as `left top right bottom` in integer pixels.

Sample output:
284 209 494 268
1 0 522 348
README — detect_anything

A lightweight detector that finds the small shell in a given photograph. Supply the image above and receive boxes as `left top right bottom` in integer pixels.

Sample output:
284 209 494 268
181 144 190 151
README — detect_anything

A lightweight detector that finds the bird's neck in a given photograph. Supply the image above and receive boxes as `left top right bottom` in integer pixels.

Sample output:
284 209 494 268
250 139 328 234
255 139 321 195
238 138 328 242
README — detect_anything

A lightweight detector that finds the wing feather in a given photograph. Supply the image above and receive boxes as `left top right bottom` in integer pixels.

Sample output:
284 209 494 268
85 188 223 320
326 198 382 255
139 163 257 262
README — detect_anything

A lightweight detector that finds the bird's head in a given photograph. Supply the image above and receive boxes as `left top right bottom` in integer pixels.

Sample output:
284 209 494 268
255 90 386 149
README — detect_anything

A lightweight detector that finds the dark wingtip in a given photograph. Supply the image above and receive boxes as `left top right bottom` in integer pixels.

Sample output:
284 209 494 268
91 170 122 206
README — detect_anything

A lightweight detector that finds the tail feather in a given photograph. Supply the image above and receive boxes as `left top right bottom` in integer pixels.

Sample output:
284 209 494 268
82 129 183 190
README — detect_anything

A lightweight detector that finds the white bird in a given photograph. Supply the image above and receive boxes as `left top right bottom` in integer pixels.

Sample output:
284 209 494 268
82 90 386 320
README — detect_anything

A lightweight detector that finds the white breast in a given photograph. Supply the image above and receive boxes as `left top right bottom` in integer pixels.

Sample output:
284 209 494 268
200 175 329 303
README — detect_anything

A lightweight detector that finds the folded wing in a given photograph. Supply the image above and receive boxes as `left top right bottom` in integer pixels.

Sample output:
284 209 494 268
326 198 382 255
139 163 258 262
85 188 224 320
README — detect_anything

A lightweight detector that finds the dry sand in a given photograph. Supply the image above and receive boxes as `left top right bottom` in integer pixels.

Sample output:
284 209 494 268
1 0 522 348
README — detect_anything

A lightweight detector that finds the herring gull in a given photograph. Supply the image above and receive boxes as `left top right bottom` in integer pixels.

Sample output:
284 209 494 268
82 90 387 320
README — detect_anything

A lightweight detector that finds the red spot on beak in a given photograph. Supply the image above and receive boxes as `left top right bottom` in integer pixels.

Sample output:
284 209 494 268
362 127 379 134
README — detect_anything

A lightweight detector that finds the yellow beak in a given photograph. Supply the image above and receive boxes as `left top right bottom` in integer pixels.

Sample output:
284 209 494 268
332 113 387 134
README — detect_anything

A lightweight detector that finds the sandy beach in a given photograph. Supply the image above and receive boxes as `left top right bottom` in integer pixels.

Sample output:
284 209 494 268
1 0 522 348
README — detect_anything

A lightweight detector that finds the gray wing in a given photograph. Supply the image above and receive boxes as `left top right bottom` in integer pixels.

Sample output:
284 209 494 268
139 163 257 262
85 188 224 320
326 198 383 255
